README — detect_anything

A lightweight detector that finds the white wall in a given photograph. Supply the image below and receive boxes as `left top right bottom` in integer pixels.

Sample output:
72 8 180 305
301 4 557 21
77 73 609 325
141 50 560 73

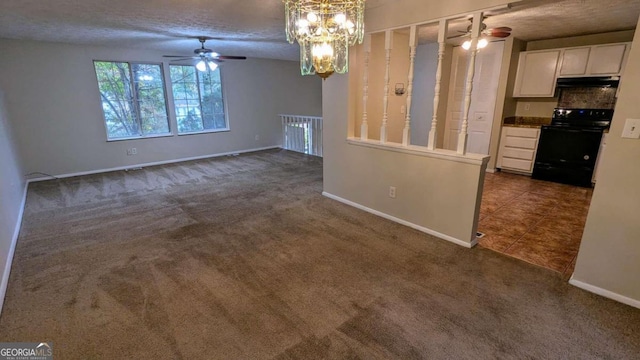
0 39 322 176
571 19 640 307
410 42 439 146
0 86 26 314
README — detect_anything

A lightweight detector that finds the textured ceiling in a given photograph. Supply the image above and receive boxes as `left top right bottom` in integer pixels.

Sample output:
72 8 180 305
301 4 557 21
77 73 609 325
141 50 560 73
0 0 638 60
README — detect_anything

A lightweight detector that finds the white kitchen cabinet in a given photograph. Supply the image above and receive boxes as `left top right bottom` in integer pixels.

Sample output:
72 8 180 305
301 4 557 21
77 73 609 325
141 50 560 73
557 43 629 77
588 43 628 75
513 50 561 98
497 127 541 174
559 47 591 76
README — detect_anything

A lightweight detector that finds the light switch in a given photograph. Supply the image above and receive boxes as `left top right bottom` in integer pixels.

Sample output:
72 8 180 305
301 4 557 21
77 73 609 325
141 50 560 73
621 118 640 139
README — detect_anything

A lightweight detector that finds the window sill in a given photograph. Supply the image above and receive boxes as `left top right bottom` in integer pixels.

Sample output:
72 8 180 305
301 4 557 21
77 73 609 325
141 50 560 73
346 137 490 166
107 133 174 142
177 128 230 136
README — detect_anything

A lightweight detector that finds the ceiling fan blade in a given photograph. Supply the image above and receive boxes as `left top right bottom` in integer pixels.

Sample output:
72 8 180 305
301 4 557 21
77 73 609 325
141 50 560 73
490 26 512 32
168 57 198 62
216 56 247 60
489 31 512 38
163 55 194 58
447 33 468 40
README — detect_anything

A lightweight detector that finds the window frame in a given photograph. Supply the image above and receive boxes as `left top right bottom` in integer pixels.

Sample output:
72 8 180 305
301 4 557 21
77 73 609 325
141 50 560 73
169 64 230 136
93 60 172 142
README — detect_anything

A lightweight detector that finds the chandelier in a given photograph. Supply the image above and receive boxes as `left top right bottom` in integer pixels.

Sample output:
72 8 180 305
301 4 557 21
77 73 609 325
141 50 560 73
283 0 366 79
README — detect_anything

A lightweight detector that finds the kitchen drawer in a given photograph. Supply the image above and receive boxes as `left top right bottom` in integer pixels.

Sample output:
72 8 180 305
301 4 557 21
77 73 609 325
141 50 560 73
501 158 533 172
503 127 540 138
502 147 536 161
503 137 538 149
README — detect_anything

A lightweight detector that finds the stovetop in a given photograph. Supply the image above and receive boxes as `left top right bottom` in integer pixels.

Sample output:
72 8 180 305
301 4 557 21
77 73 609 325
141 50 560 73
550 108 614 129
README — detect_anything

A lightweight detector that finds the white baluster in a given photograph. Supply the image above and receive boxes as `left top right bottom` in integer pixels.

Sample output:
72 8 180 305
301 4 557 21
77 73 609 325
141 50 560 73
361 35 371 141
457 13 483 155
428 19 448 150
381 30 393 144
318 118 324 156
402 26 417 147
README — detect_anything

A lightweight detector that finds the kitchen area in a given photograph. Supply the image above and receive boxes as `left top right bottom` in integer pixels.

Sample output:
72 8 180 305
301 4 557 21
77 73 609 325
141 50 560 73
477 29 635 275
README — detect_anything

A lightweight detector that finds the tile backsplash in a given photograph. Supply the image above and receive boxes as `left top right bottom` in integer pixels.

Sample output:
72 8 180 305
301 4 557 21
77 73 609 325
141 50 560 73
557 86 617 109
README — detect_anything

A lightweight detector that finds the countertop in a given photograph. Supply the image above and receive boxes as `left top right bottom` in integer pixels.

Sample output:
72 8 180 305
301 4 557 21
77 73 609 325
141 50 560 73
503 116 552 129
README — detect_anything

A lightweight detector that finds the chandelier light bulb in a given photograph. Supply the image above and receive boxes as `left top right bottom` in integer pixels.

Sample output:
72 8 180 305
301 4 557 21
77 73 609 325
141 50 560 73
334 13 346 24
312 42 334 58
307 12 318 23
196 60 207 72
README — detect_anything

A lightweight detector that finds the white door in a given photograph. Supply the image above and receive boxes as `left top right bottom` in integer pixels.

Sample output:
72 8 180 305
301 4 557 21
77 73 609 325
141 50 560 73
443 41 504 154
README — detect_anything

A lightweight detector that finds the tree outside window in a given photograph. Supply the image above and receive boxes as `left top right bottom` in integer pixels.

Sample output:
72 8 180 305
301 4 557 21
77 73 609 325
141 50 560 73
94 61 170 140
169 65 228 134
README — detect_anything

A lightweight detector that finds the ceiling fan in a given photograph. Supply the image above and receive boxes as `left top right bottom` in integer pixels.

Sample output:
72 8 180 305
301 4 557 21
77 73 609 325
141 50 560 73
448 17 512 49
163 37 247 72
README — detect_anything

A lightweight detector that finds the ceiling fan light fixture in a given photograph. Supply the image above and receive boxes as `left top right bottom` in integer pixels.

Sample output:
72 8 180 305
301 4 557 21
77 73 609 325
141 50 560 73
208 61 218 71
462 37 489 51
283 0 366 79
196 59 207 72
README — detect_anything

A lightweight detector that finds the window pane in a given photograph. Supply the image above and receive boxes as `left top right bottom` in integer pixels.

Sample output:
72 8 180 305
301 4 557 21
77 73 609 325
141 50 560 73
132 64 170 136
199 70 227 131
170 65 227 134
94 61 170 140
94 61 140 139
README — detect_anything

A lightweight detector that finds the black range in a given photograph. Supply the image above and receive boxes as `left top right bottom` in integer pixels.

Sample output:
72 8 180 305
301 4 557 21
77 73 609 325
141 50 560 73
532 108 613 187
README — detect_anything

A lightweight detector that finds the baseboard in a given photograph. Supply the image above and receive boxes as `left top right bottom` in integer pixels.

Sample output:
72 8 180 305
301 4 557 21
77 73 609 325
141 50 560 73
569 276 640 309
26 146 281 182
322 192 475 248
485 168 496 173
0 180 28 315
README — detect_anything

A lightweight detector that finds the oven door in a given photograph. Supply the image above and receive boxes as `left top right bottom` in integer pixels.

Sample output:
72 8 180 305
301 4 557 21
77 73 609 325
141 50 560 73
532 126 604 187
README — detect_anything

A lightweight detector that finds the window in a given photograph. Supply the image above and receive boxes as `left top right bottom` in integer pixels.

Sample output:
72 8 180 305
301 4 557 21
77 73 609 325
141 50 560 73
169 65 228 134
94 61 170 140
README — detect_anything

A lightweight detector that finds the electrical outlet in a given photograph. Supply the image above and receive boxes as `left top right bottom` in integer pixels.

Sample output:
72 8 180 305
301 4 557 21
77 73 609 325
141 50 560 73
622 118 640 139
524 103 531 111
389 186 396 198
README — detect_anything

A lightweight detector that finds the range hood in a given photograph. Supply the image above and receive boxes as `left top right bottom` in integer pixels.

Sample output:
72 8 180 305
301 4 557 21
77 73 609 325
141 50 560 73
556 76 620 88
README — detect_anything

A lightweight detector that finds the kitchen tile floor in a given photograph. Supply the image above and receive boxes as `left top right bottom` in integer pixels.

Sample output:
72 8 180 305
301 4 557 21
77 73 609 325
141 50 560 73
477 171 593 278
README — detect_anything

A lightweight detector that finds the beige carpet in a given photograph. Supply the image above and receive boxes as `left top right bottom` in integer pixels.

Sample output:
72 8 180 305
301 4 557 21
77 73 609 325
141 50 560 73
0 149 638 359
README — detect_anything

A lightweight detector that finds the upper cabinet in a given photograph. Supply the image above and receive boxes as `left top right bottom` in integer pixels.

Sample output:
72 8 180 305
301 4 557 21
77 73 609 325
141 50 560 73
559 47 591 76
513 50 561 97
514 42 630 98
587 43 628 75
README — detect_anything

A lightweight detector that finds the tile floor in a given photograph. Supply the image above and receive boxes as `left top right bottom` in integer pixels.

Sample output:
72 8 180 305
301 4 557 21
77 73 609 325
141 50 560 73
477 171 593 277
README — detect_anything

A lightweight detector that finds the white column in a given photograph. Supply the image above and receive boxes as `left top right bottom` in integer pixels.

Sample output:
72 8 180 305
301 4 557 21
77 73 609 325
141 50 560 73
457 12 483 155
427 19 448 150
380 30 393 144
361 35 371 141
402 26 418 146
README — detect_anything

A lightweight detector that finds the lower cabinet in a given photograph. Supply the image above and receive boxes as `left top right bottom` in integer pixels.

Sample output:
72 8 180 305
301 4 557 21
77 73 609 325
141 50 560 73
497 127 541 174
